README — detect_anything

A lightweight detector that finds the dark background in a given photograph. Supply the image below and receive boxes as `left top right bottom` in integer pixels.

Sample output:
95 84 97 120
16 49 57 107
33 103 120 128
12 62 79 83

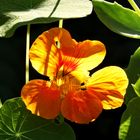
0 0 140 139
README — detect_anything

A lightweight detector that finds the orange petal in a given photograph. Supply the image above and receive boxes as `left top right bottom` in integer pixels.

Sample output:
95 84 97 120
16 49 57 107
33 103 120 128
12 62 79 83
21 80 61 119
62 40 106 69
62 40 106 81
29 27 75 79
61 90 102 124
86 66 128 109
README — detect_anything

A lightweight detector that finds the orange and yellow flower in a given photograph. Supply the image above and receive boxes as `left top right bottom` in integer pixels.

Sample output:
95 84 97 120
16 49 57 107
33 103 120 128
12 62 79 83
21 27 128 124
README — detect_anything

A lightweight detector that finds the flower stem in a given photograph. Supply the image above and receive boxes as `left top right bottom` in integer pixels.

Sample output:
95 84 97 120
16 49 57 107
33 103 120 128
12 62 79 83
59 19 63 28
25 24 30 84
128 0 140 16
56 19 63 49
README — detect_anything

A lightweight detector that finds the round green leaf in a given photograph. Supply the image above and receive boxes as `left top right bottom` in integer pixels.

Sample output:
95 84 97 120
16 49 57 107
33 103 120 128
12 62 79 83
119 97 140 140
125 47 140 104
0 0 92 37
0 97 76 140
93 0 140 39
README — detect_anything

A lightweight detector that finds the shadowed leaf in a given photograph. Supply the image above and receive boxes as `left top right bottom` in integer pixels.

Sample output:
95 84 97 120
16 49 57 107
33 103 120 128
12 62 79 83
119 97 140 140
0 0 92 37
125 47 140 104
0 97 76 140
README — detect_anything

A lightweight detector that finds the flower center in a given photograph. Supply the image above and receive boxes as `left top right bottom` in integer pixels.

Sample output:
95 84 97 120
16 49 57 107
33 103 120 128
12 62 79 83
55 73 81 99
80 82 87 90
55 65 87 99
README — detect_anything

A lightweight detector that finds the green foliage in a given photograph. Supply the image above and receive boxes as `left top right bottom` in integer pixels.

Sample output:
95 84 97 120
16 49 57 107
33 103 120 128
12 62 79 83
0 0 92 37
0 97 76 140
0 99 2 108
93 0 140 39
125 47 140 104
133 77 140 97
119 97 140 140
119 47 140 139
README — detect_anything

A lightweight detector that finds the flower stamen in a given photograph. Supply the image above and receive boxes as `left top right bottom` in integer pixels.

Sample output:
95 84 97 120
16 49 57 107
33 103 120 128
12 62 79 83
80 83 87 90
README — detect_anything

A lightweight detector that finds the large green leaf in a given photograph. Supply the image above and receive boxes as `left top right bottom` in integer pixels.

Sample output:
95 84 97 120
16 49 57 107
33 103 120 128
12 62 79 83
0 0 92 37
119 97 140 140
93 0 140 39
125 47 140 104
0 97 76 140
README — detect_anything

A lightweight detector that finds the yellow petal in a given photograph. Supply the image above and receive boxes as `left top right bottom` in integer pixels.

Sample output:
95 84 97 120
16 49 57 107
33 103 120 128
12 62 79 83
75 40 106 70
70 69 90 82
29 27 74 79
86 66 128 109
62 40 106 69
62 40 106 82
21 80 61 119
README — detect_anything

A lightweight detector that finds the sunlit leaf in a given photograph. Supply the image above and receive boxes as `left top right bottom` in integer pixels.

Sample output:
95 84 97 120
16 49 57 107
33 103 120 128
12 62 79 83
0 0 92 37
93 0 140 39
125 47 140 104
132 77 140 97
119 97 140 140
0 97 76 140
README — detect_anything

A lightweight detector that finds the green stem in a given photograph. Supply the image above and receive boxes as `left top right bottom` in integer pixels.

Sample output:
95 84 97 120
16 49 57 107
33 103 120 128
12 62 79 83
128 0 140 16
25 24 30 84
56 19 63 49
59 19 63 28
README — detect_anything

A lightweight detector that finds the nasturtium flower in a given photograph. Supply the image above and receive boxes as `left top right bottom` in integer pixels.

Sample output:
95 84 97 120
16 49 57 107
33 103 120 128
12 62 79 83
21 27 128 124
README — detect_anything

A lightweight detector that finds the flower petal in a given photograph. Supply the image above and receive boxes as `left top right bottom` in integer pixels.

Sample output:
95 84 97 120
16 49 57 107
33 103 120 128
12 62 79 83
86 66 128 109
63 40 106 69
62 40 106 81
21 80 61 119
29 27 74 79
61 90 102 124
30 27 106 83
75 40 106 70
